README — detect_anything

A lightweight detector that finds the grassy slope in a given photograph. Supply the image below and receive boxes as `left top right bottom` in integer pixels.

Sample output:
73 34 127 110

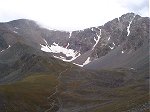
94 80 149 112
94 70 149 112
58 68 149 112
0 65 148 112
0 73 58 112
0 42 76 112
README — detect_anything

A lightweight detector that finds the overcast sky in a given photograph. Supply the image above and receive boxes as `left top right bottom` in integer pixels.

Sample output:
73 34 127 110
0 0 149 31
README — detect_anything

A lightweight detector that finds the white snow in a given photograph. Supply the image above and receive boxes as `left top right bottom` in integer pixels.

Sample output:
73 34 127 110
108 37 110 41
73 57 91 67
113 42 115 46
53 55 66 61
40 44 51 52
13 31 18 33
70 52 81 61
40 39 51 52
0 45 11 53
50 42 78 58
127 15 135 36
121 51 124 54
40 39 80 61
127 22 131 36
0 50 4 52
130 68 135 70
7 45 11 49
14 27 19 29
92 29 101 50
43 39 48 45
109 42 115 49
94 37 97 42
109 46 114 49
83 57 91 65
73 63 83 67
69 32 72 38
91 28 94 31
118 17 120 22
100 29 102 35
66 43 70 48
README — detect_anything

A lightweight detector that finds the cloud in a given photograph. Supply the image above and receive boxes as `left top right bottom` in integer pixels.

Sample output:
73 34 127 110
0 0 149 31
118 0 149 17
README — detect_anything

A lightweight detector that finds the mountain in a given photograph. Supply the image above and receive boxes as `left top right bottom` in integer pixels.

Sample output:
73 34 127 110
0 42 75 83
84 13 149 72
74 13 149 68
0 13 149 68
0 19 95 62
0 13 149 112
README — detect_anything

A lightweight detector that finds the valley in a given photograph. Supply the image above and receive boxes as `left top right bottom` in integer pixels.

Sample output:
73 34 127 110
0 13 149 112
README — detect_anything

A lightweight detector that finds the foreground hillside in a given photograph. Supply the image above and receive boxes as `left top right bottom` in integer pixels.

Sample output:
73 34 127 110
0 67 149 112
57 68 149 112
0 74 58 112
0 42 77 112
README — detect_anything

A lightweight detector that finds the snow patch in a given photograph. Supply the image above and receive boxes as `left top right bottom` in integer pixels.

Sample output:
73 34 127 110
108 37 110 41
0 45 11 53
73 57 91 67
43 39 48 45
109 46 114 50
7 45 11 49
66 43 70 48
53 55 66 61
118 17 120 22
91 28 94 31
109 42 115 50
40 39 80 62
50 42 78 58
40 39 51 52
83 57 91 65
92 29 101 50
73 63 83 67
121 51 124 54
40 44 51 52
13 31 18 33
127 15 135 36
0 50 4 52
14 27 19 29
130 68 135 70
113 42 115 46
94 37 97 42
69 32 72 38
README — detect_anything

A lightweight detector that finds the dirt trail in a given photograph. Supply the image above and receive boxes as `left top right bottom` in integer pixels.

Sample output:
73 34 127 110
45 67 71 112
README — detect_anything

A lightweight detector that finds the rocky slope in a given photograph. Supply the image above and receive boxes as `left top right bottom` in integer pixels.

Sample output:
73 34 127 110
0 42 74 84
74 13 149 68
87 16 149 69
0 13 149 68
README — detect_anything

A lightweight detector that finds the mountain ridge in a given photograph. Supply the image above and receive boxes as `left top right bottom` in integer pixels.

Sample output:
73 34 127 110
1 13 148 66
